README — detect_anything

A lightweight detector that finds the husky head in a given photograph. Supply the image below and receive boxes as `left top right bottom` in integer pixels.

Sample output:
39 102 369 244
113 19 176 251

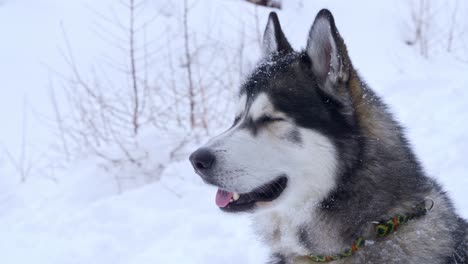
190 10 360 213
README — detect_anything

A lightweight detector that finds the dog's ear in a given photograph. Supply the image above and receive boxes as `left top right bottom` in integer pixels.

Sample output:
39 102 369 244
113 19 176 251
306 9 351 91
262 12 293 55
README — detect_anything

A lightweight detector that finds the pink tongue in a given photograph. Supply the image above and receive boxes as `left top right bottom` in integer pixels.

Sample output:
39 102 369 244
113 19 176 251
216 189 234 207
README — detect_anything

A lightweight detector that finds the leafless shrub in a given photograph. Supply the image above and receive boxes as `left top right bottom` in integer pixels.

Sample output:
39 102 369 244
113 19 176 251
446 0 459 53
0 97 56 183
405 0 435 58
50 0 255 188
50 0 175 186
1 98 31 182
404 0 467 60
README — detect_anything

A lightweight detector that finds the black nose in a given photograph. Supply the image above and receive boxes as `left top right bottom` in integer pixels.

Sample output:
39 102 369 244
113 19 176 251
189 148 216 171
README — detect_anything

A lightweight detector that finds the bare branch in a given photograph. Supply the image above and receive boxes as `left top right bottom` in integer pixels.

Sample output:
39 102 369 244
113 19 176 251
244 0 281 9
183 0 196 130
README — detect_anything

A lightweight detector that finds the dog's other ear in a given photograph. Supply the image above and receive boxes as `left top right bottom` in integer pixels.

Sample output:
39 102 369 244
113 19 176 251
306 9 350 90
263 12 293 55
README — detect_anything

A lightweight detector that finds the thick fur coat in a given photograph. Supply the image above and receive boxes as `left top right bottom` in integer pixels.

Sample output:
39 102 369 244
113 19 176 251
190 9 467 263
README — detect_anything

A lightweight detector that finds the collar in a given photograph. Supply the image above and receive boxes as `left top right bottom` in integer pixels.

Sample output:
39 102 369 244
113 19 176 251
307 199 434 262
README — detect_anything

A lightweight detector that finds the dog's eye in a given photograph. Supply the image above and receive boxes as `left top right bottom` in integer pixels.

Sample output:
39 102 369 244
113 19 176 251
257 115 284 125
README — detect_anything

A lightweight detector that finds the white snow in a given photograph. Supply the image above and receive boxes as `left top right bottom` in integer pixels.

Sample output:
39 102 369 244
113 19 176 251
0 0 467 263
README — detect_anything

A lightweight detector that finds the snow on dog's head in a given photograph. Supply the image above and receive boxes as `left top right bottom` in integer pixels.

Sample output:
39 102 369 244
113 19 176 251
190 11 360 213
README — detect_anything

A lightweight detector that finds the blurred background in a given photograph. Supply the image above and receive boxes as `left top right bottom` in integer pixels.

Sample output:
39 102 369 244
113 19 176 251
0 0 467 263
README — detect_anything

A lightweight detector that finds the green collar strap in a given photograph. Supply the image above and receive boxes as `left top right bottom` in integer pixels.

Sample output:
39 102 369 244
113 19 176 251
308 199 434 262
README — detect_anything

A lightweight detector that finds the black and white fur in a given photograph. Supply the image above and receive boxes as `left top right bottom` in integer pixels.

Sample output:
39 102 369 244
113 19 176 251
190 10 467 263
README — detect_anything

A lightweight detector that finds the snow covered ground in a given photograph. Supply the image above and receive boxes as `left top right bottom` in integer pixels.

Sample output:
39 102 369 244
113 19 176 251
0 0 467 263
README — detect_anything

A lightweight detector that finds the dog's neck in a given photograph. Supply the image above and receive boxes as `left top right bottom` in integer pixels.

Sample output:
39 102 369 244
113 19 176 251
251 202 349 259
252 195 433 262
250 162 346 257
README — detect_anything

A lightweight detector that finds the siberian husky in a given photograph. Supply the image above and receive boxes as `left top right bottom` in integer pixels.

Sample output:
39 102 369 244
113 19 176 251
190 9 467 263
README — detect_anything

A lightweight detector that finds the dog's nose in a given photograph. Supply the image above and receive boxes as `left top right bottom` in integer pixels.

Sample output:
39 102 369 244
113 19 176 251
189 148 216 171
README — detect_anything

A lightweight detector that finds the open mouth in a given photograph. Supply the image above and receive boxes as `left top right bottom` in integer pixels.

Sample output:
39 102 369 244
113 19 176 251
215 176 288 212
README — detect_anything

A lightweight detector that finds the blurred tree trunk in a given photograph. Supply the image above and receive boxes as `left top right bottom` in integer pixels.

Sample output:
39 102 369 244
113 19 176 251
245 0 281 9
